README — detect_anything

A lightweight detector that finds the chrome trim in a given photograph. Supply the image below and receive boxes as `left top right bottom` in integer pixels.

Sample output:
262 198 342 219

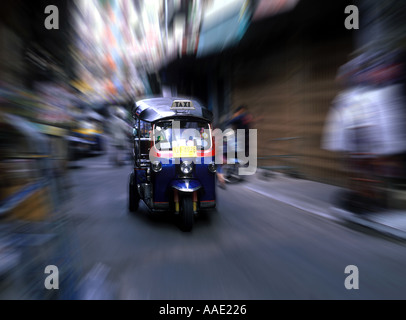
151 161 162 173
180 161 193 174
171 185 202 192
208 162 217 173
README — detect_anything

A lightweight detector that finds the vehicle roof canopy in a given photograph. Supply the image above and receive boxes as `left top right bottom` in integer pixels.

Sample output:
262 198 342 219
133 97 213 123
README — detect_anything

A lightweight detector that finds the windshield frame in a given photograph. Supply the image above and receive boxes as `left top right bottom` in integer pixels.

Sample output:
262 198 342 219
152 119 213 154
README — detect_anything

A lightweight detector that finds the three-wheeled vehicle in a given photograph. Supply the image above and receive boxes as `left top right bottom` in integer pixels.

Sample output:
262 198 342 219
128 97 217 231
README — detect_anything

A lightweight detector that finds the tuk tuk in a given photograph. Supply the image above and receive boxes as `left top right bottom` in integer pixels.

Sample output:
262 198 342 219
129 97 217 231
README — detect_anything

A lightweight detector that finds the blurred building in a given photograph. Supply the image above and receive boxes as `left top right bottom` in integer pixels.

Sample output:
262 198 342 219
155 0 406 187
0 1 79 171
0 0 75 88
228 0 354 185
2 0 405 188
156 0 351 185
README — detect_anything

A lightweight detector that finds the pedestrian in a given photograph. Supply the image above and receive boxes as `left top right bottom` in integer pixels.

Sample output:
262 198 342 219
215 105 255 187
226 104 255 166
216 148 227 189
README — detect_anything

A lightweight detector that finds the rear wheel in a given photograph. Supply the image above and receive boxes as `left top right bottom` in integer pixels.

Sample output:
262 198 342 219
129 173 139 212
179 194 194 232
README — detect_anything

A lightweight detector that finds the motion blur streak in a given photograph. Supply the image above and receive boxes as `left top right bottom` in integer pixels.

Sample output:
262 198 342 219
1 0 406 300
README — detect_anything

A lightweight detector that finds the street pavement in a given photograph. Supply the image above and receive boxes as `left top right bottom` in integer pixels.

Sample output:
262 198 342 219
246 170 406 241
55 154 406 300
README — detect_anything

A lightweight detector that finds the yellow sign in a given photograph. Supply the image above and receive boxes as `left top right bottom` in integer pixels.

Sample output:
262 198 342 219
171 100 195 110
173 146 197 158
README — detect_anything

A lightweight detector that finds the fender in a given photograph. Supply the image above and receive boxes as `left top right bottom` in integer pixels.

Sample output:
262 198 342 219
170 179 202 193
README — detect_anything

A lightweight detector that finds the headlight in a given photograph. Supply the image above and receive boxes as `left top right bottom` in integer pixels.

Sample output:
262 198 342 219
180 161 193 174
208 162 217 173
152 161 162 173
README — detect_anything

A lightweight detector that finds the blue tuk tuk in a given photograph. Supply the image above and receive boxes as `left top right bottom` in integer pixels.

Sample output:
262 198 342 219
128 97 217 231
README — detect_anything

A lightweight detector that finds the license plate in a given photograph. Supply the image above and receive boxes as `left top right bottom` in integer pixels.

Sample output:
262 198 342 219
173 146 197 158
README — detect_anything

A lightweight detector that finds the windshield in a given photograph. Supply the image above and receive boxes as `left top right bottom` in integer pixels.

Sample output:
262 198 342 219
153 120 212 152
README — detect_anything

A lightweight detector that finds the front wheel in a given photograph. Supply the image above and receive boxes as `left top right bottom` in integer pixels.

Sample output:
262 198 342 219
179 195 194 232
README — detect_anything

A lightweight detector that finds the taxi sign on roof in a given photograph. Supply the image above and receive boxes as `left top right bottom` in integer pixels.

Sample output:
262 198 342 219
171 100 195 110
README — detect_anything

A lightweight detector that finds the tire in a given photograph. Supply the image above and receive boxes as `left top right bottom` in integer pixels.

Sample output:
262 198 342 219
129 173 139 212
179 194 194 232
